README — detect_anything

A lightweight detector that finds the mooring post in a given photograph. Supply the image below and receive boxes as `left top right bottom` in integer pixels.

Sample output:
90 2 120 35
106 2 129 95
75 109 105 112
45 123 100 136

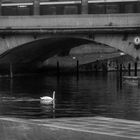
134 62 137 76
128 63 131 76
120 64 122 77
116 60 119 72
76 60 79 80
57 61 60 78
10 63 13 78
119 64 122 89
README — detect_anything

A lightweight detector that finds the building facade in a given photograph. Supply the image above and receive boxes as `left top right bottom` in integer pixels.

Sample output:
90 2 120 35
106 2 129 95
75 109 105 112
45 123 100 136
0 0 139 16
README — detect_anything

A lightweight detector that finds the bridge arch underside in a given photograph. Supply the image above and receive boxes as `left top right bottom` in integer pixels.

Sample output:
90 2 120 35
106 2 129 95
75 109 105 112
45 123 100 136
0 34 139 72
0 36 94 64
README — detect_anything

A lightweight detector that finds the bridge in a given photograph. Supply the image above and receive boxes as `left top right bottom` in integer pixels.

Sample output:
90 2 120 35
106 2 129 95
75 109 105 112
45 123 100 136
0 1 139 73
0 14 139 64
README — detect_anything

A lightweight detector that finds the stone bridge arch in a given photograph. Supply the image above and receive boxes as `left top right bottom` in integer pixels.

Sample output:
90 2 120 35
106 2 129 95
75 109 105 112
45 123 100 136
94 33 140 60
0 33 139 64
0 35 93 64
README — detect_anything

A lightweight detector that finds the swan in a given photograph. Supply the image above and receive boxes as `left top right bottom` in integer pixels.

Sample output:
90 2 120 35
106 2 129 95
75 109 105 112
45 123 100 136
40 91 55 104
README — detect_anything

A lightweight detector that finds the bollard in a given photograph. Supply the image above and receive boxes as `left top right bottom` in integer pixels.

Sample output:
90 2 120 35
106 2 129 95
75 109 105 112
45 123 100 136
134 62 137 76
128 63 131 76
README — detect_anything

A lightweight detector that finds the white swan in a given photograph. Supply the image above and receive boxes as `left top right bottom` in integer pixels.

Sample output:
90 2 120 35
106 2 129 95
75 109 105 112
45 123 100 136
40 91 55 104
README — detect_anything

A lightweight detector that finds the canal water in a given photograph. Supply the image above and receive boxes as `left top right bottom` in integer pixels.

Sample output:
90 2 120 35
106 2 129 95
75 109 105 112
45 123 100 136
0 72 140 121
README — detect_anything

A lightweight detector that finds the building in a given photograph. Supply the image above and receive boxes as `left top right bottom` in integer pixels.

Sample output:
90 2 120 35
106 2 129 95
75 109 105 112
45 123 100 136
0 0 139 16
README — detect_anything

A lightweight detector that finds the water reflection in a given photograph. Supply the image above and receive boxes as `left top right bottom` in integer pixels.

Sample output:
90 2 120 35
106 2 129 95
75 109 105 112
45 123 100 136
41 103 56 118
0 72 140 121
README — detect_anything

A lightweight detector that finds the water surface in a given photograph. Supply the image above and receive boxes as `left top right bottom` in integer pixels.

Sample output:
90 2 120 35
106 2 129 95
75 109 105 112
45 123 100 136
0 72 140 121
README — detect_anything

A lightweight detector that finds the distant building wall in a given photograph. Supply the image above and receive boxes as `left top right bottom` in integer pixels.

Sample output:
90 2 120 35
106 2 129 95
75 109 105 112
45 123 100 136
1 0 140 16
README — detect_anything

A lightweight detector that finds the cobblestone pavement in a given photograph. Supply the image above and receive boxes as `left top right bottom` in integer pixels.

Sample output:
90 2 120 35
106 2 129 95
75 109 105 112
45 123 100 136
0 116 140 140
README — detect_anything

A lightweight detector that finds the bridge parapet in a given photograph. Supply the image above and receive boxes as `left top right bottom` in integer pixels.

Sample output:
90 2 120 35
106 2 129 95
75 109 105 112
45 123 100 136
0 14 139 33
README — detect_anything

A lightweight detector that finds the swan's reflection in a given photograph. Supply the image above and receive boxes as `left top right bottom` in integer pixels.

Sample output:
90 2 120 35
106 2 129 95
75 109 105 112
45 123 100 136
40 100 55 118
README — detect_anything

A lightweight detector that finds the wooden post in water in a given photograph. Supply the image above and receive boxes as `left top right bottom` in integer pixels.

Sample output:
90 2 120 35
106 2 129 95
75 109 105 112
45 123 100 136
57 61 60 78
134 62 137 76
120 64 122 77
10 63 13 78
119 64 122 88
116 60 118 71
76 60 79 79
128 63 131 76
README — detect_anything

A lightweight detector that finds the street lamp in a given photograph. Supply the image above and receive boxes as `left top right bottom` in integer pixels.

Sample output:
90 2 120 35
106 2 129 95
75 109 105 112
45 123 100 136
72 56 79 77
72 56 76 60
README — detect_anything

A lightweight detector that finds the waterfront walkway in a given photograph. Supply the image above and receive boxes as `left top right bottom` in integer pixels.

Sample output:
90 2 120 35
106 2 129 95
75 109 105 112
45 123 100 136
0 116 140 140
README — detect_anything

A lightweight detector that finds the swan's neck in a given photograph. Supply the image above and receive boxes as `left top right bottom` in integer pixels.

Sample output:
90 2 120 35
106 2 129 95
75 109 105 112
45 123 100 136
53 92 55 100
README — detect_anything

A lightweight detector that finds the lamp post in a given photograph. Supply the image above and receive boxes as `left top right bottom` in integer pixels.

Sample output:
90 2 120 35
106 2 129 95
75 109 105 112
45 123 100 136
73 56 79 80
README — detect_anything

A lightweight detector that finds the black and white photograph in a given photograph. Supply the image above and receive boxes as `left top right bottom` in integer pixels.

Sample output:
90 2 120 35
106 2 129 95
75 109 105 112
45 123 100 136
0 0 140 139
